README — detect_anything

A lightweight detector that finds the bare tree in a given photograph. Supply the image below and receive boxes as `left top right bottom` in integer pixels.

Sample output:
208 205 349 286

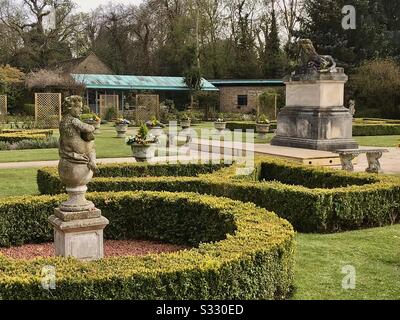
276 0 305 52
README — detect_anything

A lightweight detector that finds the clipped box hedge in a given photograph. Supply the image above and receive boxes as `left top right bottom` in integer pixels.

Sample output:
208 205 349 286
0 133 48 143
0 129 54 137
226 122 277 132
38 159 400 233
0 191 295 300
352 124 400 136
225 121 400 136
37 162 226 195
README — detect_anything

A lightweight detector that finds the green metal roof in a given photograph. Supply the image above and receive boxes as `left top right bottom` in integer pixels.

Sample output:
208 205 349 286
72 74 219 91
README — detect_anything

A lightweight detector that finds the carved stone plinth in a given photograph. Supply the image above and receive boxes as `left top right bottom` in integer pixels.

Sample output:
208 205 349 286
271 69 359 151
49 208 109 261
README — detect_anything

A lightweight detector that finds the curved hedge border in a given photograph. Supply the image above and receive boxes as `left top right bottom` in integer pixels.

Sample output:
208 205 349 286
0 191 295 300
37 159 400 233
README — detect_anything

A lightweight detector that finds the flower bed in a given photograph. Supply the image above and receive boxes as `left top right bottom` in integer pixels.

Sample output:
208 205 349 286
37 159 400 233
0 191 295 300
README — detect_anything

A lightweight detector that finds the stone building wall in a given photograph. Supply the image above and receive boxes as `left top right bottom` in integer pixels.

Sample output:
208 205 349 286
219 86 283 117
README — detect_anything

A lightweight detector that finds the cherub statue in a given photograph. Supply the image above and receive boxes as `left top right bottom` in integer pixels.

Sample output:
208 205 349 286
58 95 97 212
59 95 97 172
294 39 337 75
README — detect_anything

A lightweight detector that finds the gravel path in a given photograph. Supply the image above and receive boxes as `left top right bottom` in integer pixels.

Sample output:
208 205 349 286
0 240 189 260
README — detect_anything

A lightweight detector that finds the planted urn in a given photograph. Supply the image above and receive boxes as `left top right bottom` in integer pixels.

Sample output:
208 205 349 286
115 119 130 138
81 114 101 134
256 115 271 138
180 113 191 129
127 124 157 162
214 116 227 131
146 117 165 138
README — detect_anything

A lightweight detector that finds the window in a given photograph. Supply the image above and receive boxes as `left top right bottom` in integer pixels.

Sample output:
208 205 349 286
237 95 248 107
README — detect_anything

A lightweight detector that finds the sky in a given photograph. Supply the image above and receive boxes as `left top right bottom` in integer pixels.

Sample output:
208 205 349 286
73 0 143 12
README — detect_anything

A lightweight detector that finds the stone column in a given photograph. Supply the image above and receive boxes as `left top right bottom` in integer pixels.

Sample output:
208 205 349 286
271 68 358 151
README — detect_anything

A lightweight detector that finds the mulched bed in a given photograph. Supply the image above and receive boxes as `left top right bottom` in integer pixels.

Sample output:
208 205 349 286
0 240 189 260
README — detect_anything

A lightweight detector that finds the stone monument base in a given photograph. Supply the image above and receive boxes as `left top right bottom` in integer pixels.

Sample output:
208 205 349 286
49 208 109 261
271 68 358 152
271 136 358 151
271 106 359 151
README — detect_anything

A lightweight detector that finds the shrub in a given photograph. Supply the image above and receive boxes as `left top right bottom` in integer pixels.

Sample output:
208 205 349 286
104 107 118 121
0 137 58 151
226 122 277 132
22 104 35 116
350 59 400 118
352 124 400 136
1 129 53 137
37 162 226 195
0 191 295 300
0 133 47 143
37 159 400 233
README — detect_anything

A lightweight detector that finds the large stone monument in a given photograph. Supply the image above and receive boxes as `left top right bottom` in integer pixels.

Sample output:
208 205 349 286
271 39 358 151
49 96 109 261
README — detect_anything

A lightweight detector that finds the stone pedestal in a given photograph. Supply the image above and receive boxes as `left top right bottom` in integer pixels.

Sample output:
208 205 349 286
271 69 358 151
49 208 109 261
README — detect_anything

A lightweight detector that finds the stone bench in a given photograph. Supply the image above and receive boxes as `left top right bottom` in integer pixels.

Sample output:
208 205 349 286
336 148 389 173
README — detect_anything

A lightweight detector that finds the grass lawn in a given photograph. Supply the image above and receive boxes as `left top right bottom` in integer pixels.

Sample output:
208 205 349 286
355 135 400 147
0 124 134 163
0 168 39 197
294 226 400 300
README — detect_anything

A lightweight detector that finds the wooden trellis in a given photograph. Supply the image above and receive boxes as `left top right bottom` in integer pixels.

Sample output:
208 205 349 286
136 94 160 123
0 95 7 122
35 93 62 128
99 94 119 119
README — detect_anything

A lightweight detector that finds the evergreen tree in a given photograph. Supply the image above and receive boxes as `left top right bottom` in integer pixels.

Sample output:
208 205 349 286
263 3 287 78
298 0 391 67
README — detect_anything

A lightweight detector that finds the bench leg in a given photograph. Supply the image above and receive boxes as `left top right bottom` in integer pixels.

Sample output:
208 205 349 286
366 152 383 173
340 154 356 172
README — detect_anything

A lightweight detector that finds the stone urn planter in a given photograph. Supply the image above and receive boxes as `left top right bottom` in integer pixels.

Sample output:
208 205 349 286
180 119 191 129
58 158 95 212
256 123 271 139
84 119 101 134
130 143 157 162
149 126 164 139
115 124 129 138
214 121 227 131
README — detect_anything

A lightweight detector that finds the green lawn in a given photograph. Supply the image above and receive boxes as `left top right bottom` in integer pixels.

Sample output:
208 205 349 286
294 226 400 300
355 135 400 147
0 168 39 197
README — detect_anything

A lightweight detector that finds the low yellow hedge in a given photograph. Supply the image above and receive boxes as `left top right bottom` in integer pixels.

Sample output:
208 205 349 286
0 191 295 300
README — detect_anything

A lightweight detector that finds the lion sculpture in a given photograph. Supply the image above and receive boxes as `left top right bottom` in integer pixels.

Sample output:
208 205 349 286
295 39 337 75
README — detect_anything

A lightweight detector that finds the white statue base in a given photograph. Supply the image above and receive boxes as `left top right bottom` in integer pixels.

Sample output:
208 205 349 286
49 208 109 261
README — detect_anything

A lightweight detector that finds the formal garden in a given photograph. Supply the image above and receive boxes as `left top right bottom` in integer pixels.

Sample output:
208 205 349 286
0 108 398 300
0 0 399 304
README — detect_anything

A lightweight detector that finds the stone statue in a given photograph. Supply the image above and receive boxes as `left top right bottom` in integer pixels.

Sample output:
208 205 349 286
49 95 109 261
294 39 337 75
348 99 356 116
58 95 97 212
